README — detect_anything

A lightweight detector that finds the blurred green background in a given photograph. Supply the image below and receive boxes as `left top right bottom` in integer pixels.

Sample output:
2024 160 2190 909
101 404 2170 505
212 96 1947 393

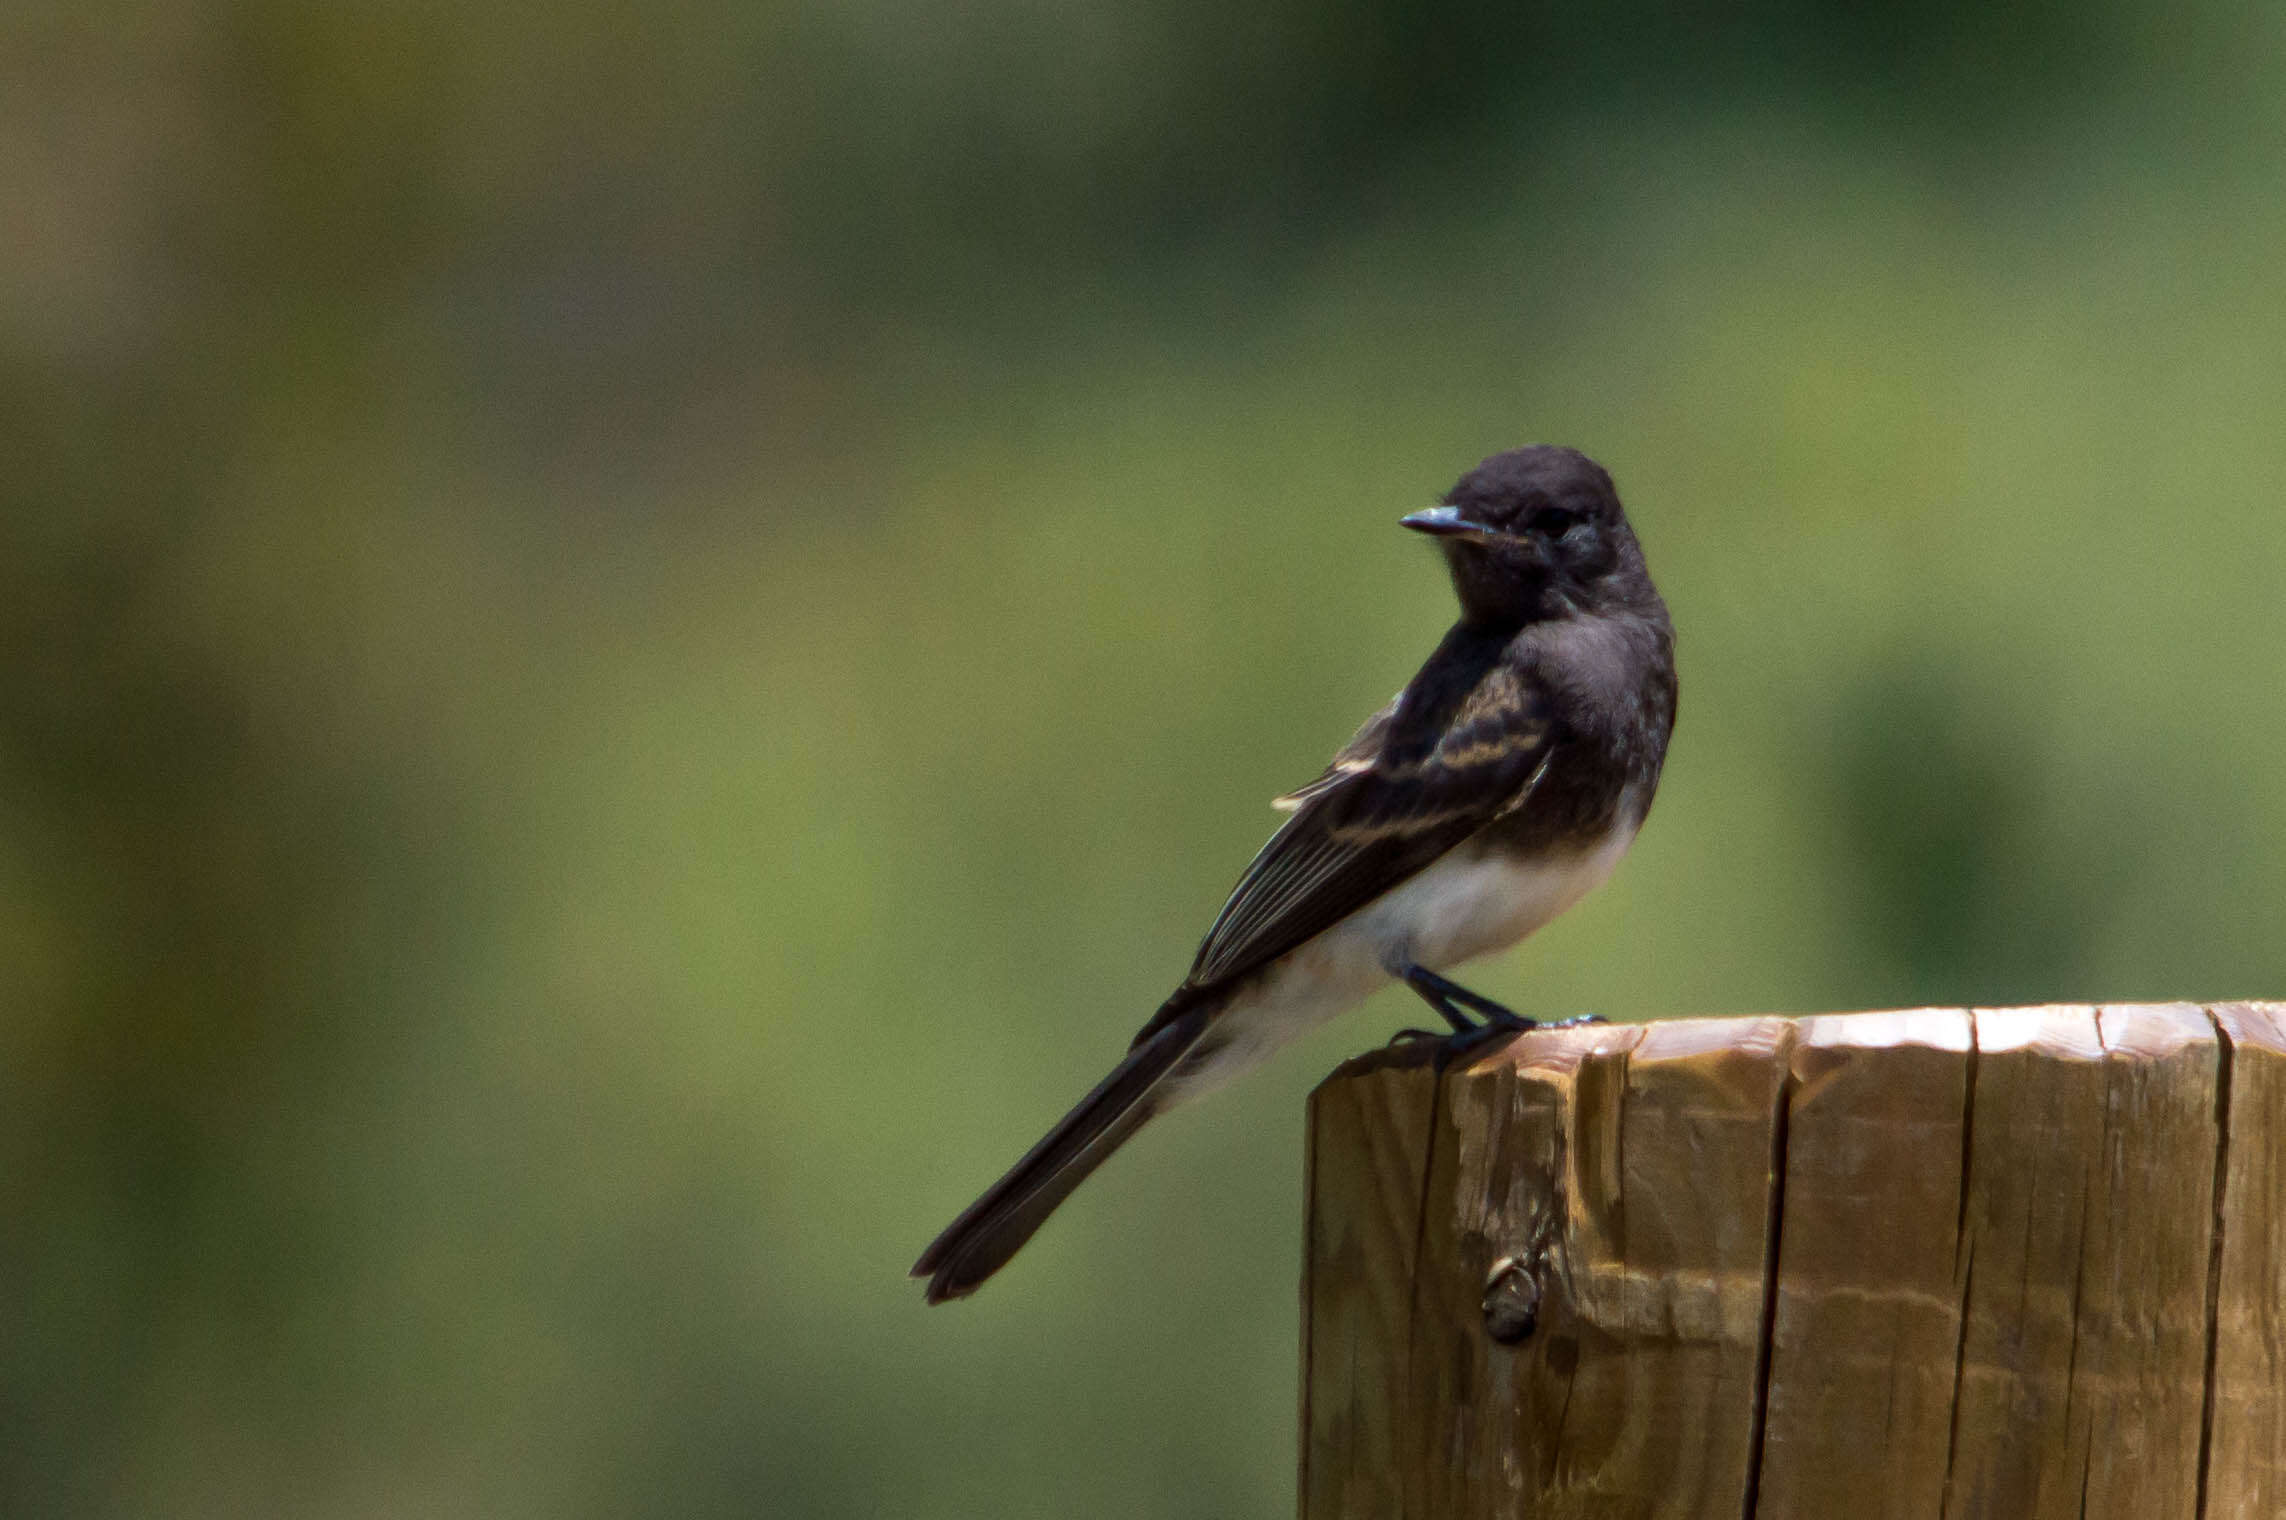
7 0 2286 1514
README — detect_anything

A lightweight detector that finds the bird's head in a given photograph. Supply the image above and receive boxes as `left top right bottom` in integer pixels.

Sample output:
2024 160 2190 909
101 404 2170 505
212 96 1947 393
1402 446 1650 625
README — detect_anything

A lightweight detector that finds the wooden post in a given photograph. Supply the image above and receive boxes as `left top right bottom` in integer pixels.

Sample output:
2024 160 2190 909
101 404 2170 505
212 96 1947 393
1299 1003 2286 1519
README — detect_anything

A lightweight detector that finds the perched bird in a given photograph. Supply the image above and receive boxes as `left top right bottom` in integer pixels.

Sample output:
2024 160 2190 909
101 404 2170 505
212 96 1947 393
914 445 1677 1304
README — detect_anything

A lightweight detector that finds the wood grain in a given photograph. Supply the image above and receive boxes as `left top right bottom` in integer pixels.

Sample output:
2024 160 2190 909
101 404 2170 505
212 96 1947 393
1611 1016 1794 1519
1941 1006 2106 1520
1301 1040 1442 1520
1407 1021 1644 1518
2204 1001 2286 1520
2069 1004 2221 1517
1753 1009 1973 1520
1300 1004 2275 1519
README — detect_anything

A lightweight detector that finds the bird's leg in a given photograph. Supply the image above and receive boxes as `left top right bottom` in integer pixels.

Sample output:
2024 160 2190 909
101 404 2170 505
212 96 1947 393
1389 967 1606 1062
1401 965 1532 1032
1389 964 1536 1068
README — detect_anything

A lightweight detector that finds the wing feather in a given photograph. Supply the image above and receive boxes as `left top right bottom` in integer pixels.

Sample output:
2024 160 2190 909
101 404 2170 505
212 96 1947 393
1183 648 1552 991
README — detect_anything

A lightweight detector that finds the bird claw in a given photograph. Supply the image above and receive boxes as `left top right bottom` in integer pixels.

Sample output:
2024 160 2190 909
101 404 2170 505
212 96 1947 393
1386 1018 1531 1072
1432 1018 1530 1073
1387 1010 1610 1072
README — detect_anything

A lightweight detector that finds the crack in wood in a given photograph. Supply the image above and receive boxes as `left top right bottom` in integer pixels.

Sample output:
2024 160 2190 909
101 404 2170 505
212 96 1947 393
1937 1023 1980 1517
2193 1007 2234 1520
1741 1071 1791 1520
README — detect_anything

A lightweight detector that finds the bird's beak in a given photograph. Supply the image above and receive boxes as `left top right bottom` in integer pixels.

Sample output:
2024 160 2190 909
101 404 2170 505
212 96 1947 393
1400 505 1497 541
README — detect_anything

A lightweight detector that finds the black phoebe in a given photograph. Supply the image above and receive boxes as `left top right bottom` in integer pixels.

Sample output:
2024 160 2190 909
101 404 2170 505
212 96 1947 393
914 446 1677 1304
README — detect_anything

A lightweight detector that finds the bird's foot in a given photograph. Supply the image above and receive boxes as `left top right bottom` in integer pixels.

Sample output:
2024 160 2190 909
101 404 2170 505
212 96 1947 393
1388 966 1617 1070
1538 1012 1605 1029
1386 1013 1532 1071
1431 1015 1532 1073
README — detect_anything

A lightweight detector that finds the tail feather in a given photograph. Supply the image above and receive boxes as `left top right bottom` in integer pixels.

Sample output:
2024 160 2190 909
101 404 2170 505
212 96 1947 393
913 1005 1214 1304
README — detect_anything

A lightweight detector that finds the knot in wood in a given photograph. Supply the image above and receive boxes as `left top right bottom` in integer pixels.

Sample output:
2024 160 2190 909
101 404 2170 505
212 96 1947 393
1480 1254 1543 1345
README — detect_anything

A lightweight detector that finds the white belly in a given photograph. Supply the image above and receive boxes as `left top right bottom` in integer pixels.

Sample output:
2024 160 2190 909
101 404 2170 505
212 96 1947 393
1165 812 1641 1103
1352 822 1637 972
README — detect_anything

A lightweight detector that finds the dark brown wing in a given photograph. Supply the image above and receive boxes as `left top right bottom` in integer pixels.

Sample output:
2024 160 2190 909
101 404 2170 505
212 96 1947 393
1182 647 1553 993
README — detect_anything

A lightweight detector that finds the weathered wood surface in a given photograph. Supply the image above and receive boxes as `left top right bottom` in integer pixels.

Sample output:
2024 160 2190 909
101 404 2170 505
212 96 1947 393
2207 1003 2286 1520
1300 1003 2285 1520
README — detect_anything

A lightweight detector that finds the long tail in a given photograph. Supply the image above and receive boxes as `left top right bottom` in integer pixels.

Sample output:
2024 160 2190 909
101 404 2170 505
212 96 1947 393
912 1004 1215 1304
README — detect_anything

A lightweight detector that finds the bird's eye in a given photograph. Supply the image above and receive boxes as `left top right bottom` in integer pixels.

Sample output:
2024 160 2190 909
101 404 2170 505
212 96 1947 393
1532 508 1580 537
